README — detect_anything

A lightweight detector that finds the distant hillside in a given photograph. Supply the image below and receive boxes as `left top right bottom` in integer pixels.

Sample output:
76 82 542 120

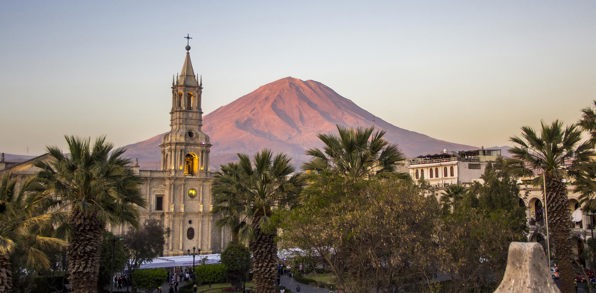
124 77 476 170
1 153 36 163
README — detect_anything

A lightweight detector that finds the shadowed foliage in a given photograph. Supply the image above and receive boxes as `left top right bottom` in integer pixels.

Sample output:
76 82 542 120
510 120 593 293
33 136 145 293
0 174 65 292
303 125 405 180
212 149 303 293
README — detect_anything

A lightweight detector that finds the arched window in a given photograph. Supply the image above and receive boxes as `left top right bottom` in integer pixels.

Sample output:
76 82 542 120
443 167 447 177
184 153 199 175
186 93 193 110
535 200 544 224
450 166 454 177
421 169 425 179
415 169 419 179
435 168 439 178
177 92 183 108
429 168 433 178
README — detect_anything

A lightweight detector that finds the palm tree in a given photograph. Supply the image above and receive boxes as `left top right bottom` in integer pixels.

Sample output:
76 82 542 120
510 120 593 292
212 150 303 293
572 101 595 207
303 125 405 180
34 136 145 293
440 184 468 214
0 173 66 292
578 101 595 145
212 163 247 243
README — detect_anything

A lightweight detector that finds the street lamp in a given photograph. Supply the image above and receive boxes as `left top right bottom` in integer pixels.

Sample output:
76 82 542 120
187 247 201 281
110 236 117 293
543 172 551 268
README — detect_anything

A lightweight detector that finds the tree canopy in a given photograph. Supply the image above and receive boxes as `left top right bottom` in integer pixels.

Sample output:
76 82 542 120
212 149 303 293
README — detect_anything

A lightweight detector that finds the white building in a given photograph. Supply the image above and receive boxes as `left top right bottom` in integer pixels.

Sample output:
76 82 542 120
408 148 501 187
0 40 230 255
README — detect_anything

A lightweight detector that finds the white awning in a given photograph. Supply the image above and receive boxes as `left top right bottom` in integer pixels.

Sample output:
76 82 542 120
138 254 221 269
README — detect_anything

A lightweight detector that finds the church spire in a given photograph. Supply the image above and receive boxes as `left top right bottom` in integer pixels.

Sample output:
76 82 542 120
179 34 199 87
161 34 210 174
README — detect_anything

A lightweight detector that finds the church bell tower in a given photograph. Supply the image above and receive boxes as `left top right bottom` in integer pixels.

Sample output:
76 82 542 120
160 35 211 175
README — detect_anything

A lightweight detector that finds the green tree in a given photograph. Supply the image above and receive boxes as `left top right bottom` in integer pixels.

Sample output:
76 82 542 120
212 150 303 293
221 242 251 290
0 174 66 292
131 268 167 291
441 158 527 292
283 174 444 292
195 263 227 286
99 232 127 291
124 218 166 291
571 101 596 207
577 100 595 145
212 163 247 243
303 125 405 180
283 126 425 292
510 120 593 292
440 184 468 215
33 136 145 293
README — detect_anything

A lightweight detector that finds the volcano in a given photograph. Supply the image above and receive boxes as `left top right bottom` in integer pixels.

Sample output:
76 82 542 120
124 77 475 169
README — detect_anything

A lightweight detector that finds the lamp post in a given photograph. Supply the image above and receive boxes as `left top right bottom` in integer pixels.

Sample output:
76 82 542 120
187 247 201 281
188 247 196 280
543 172 552 268
110 236 117 293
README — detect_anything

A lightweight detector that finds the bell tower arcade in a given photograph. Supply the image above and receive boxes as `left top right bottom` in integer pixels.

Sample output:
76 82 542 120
160 35 211 175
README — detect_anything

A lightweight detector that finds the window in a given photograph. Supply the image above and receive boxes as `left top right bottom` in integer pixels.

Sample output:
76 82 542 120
435 168 439 178
450 166 454 177
443 167 447 177
421 170 425 178
468 163 481 169
184 153 199 175
155 195 163 211
429 168 433 178
186 93 193 110
415 169 419 179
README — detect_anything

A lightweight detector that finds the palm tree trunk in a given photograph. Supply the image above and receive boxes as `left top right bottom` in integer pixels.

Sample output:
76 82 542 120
250 219 278 293
67 208 104 293
0 253 12 293
546 175 574 293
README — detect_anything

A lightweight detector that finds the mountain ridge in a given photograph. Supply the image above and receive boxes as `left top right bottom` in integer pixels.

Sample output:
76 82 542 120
122 77 476 170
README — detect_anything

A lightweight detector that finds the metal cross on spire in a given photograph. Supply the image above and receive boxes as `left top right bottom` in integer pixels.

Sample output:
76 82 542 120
185 34 192 51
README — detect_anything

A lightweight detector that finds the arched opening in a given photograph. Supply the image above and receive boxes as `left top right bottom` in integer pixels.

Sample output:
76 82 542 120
450 166 454 177
177 92 183 109
186 92 193 110
184 153 199 175
534 199 544 226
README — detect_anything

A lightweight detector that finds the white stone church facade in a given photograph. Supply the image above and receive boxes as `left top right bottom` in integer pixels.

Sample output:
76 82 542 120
0 42 228 256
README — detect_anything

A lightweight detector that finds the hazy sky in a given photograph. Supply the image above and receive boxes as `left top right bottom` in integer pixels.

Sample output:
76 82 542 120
1 1 594 155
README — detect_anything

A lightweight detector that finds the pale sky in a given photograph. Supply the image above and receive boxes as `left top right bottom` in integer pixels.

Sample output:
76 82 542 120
1 1 594 155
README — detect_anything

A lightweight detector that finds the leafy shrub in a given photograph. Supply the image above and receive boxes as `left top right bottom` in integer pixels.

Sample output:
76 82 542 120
132 268 168 290
195 263 227 285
